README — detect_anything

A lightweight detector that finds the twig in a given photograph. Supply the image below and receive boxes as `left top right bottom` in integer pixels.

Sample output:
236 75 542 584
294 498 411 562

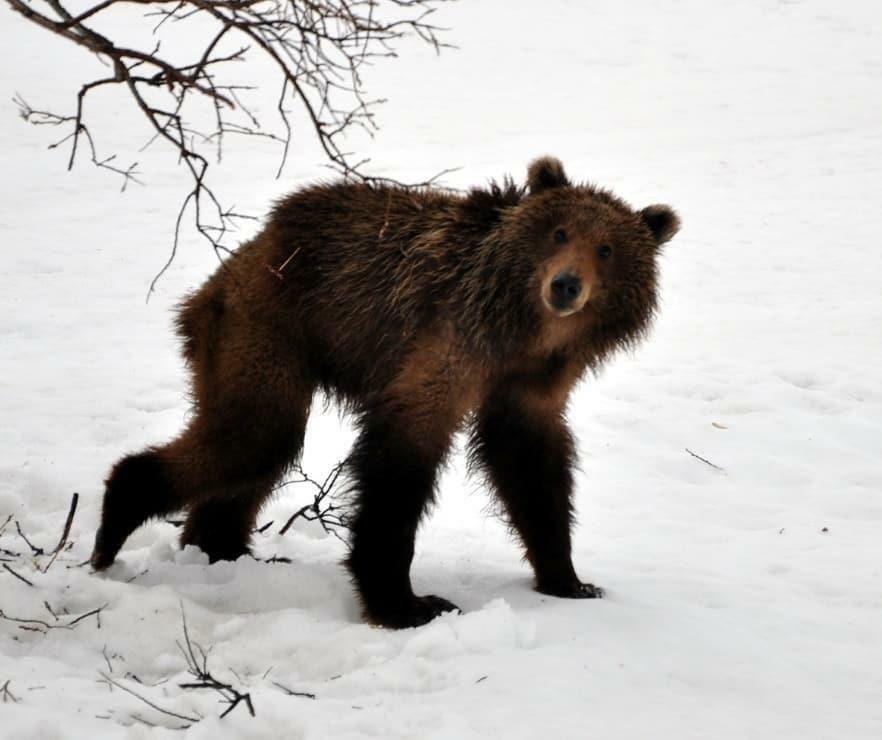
125 568 149 583
177 603 256 719
262 555 292 564
67 603 107 628
15 522 43 556
2 563 35 587
272 681 316 700
277 460 348 539
266 246 300 281
98 672 199 726
42 492 79 572
1 680 19 704
685 448 724 472
0 603 107 631
8 0 453 293
102 645 114 673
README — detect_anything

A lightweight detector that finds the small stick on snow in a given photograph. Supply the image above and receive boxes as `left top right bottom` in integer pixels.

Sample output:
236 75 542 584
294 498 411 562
98 672 200 726
3 563 35 587
67 603 107 628
177 603 256 718
15 522 44 556
0 604 106 631
272 681 316 700
685 448 724 472
1 680 20 703
43 492 79 573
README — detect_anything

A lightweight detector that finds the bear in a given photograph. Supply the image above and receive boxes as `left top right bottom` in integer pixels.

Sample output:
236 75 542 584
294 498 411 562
90 156 680 628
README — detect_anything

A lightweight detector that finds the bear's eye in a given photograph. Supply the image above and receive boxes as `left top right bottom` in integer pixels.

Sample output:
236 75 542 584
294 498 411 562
598 244 613 259
553 228 567 244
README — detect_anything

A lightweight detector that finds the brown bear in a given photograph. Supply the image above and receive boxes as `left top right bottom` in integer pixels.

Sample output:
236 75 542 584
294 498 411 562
91 156 680 628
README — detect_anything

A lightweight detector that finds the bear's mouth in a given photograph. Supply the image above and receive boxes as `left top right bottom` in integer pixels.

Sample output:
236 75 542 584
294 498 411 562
543 299 581 318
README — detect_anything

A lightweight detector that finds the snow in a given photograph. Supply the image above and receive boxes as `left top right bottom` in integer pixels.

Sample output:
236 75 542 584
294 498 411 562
2 0 882 737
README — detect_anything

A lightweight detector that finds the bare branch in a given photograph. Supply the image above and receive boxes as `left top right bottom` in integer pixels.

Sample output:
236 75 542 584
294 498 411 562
276 459 348 540
8 0 454 290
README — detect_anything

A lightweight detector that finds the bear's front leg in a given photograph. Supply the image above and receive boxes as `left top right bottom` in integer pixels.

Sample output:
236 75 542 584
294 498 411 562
472 387 604 599
345 414 460 628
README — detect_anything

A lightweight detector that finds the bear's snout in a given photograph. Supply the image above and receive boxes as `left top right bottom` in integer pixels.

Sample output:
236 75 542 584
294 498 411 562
550 271 582 310
543 266 591 317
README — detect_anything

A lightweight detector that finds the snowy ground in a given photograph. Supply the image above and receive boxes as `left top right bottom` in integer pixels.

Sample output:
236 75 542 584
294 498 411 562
2 1 882 737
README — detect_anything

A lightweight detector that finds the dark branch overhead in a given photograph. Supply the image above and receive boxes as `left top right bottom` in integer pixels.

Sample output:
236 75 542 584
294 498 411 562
8 0 452 295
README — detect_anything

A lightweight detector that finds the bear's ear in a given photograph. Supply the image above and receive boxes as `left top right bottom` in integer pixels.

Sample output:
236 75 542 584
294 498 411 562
527 156 571 193
640 204 681 246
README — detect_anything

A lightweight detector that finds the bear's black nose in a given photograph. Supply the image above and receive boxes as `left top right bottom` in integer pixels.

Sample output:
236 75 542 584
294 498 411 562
550 271 582 310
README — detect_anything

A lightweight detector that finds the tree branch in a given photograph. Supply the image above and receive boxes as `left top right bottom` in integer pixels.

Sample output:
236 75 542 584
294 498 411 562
8 0 453 293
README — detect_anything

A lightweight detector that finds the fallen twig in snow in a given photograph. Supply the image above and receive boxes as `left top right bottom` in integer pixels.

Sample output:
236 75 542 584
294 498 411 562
0 493 81 583
0 610 58 632
272 681 316 700
102 645 115 673
262 555 292 564
42 492 79 573
685 447 725 472
67 604 107 628
125 569 149 584
2 563 34 587
0 603 107 632
1 680 20 703
99 672 199 728
177 604 256 719
15 522 43 556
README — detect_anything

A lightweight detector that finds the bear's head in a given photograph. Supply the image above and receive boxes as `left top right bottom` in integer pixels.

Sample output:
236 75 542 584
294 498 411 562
526 156 678 319
473 157 680 366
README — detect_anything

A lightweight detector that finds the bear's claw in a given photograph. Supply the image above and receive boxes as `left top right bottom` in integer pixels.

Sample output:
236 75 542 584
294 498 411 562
369 594 461 629
537 579 605 599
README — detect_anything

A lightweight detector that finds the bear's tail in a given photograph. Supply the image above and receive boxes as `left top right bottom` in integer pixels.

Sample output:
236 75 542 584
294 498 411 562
91 449 177 570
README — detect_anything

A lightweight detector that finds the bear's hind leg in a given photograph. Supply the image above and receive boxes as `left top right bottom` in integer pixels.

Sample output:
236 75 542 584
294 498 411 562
179 478 273 563
92 356 313 569
176 390 311 563
91 449 180 570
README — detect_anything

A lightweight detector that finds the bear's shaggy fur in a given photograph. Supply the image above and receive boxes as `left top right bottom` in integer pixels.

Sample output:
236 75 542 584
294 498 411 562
91 157 680 628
